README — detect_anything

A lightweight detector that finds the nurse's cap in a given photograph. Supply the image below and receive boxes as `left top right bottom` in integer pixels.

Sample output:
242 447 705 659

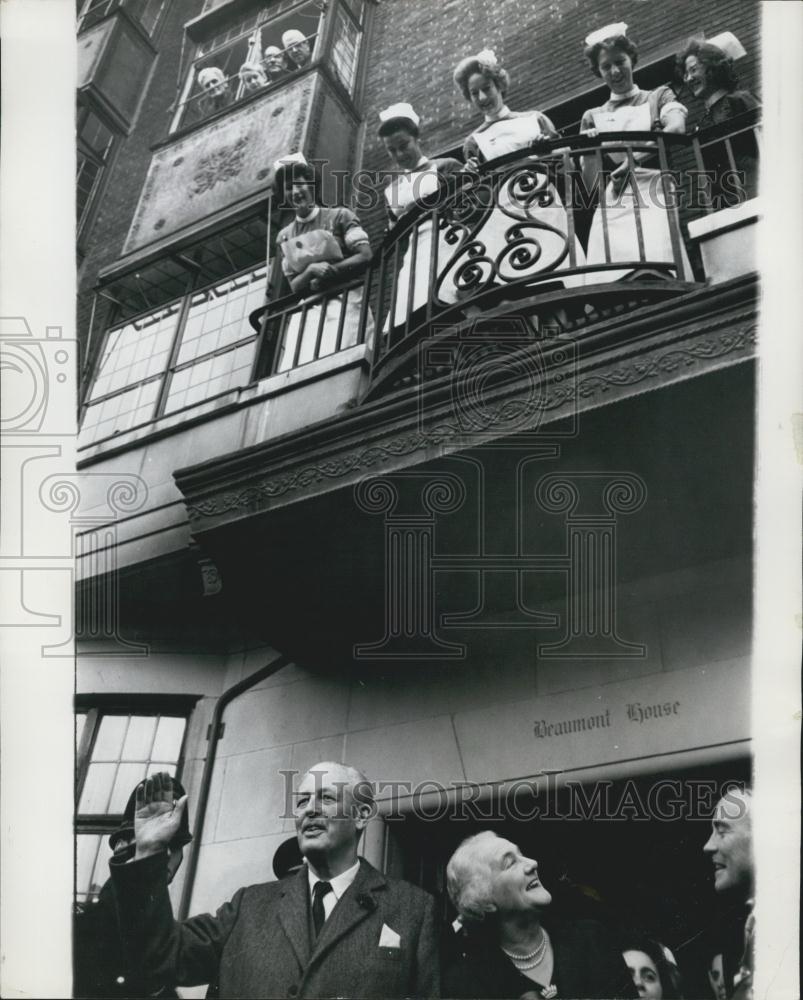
273 151 308 172
584 22 628 47
273 151 315 188
378 103 420 127
282 29 307 47
706 31 747 61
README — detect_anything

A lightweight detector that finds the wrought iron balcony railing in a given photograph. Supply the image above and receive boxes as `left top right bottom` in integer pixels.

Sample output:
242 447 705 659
249 118 761 396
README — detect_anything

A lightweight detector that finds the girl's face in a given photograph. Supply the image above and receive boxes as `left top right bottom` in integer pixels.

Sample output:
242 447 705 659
683 54 710 99
597 47 634 94
623 950 663 1000
467 71 504 116
382 128 422 171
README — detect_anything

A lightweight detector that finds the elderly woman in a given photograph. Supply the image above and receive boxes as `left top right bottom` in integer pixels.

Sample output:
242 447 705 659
449 50 585 296
443 832 637 999
379 102 462 328
579 23 692 282
677 34 760 205
622 936 684 999
273 155 373 370
195 66 231 119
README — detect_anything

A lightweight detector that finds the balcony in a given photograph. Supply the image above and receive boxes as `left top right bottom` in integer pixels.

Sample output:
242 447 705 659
248 115 760 401
79 119 760 462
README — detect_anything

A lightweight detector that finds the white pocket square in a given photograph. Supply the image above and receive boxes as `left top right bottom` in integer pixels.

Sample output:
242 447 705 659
379 924 401 948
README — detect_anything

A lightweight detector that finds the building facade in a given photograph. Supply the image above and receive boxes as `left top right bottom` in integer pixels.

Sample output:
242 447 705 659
74 0 761 995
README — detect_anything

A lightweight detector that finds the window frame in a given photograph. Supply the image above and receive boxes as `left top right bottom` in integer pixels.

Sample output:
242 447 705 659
80 260 268 443
76 102 119 243
78 0 168 38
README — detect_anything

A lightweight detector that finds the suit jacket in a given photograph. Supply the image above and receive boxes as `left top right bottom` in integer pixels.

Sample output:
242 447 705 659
442 916 637 999
111 853 439 999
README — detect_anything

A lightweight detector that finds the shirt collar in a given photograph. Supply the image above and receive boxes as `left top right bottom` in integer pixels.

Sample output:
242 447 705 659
608 85 640 102
307 858 361 901
295 204 321 224
704 88 729 109
484 104 511 123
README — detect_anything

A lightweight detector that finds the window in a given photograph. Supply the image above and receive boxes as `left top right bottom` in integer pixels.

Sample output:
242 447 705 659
329 1 362 94
77 108 116 232
75 698 195 903
81 264 266 444
78 0 167 36
174 1 325 130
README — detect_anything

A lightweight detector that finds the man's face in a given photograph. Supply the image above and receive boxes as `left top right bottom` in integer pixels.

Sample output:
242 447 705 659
703 791 753 895
288 41 311 67
294 764 366 864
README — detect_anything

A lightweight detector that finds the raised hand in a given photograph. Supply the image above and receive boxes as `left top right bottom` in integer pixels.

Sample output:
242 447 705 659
133 772 188 860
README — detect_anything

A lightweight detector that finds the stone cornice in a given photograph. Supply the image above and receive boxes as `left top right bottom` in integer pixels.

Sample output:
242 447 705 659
176 277 757 533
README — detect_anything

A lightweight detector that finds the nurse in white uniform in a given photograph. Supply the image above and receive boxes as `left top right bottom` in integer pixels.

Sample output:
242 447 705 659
378 103 462 332
579 23 693 283
449 49 585 295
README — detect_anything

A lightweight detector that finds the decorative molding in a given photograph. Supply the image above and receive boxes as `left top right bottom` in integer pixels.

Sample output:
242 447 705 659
189 135 251 198
184 319 756 522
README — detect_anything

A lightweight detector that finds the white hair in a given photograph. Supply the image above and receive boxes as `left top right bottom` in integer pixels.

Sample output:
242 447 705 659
446 831 501 923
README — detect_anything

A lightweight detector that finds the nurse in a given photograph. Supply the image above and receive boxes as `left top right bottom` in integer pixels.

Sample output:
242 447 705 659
379 102 462 330
273 154 373 371
579 23 692 282
450 49 585 295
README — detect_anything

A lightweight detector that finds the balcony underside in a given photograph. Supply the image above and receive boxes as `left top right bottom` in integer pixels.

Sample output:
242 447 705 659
176 274 756 539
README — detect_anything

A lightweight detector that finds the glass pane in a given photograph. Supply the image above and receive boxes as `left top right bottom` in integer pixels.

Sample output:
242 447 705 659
176 268 266 366
151 716 186 762
79 761 117 813
91 715 128 760
76 712 87 749
80 378 162 444
163 340 256 414
108 761 148 813
89 302 181 402
121 715 157 760
89 836 115 898
76 833 102 901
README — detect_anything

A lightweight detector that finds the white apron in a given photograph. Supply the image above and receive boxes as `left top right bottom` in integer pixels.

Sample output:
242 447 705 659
383 162 457 332
585 100 692 283
441 113 585 298
277 228 373 372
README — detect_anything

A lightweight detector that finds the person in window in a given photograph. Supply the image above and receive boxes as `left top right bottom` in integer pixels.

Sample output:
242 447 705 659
73 778 192 999
262 44 288 81
273 154 373 370
677 33 760 206
238 58 268 95
579 23 692 283
378 102 462 330
622 937 685 999
449 49 586 299
442 831 637 999
196 66 232 118
282 28 312 70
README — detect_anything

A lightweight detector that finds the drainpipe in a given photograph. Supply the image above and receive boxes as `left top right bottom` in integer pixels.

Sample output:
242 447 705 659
178 654 291 919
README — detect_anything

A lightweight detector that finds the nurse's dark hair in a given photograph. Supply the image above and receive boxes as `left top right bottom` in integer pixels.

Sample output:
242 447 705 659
378 116 421 139
584 34 639 77
675 39 740 93
621 935 685 999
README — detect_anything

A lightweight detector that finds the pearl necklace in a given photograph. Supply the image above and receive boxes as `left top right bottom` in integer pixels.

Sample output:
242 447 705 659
501 927 547 969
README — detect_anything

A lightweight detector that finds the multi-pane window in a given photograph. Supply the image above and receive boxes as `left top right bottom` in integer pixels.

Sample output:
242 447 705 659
81 265 265 444
78 0 167 36
75 704 191 903
175 0 325 130
77 109 116 231
329 2 362 94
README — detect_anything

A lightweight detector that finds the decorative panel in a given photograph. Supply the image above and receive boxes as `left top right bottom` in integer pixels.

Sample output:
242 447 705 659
123 76 314 255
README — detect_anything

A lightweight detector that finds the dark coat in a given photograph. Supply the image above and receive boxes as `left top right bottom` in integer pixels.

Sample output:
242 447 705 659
442 916 638 999
73 880 178 999
111 853 439 998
